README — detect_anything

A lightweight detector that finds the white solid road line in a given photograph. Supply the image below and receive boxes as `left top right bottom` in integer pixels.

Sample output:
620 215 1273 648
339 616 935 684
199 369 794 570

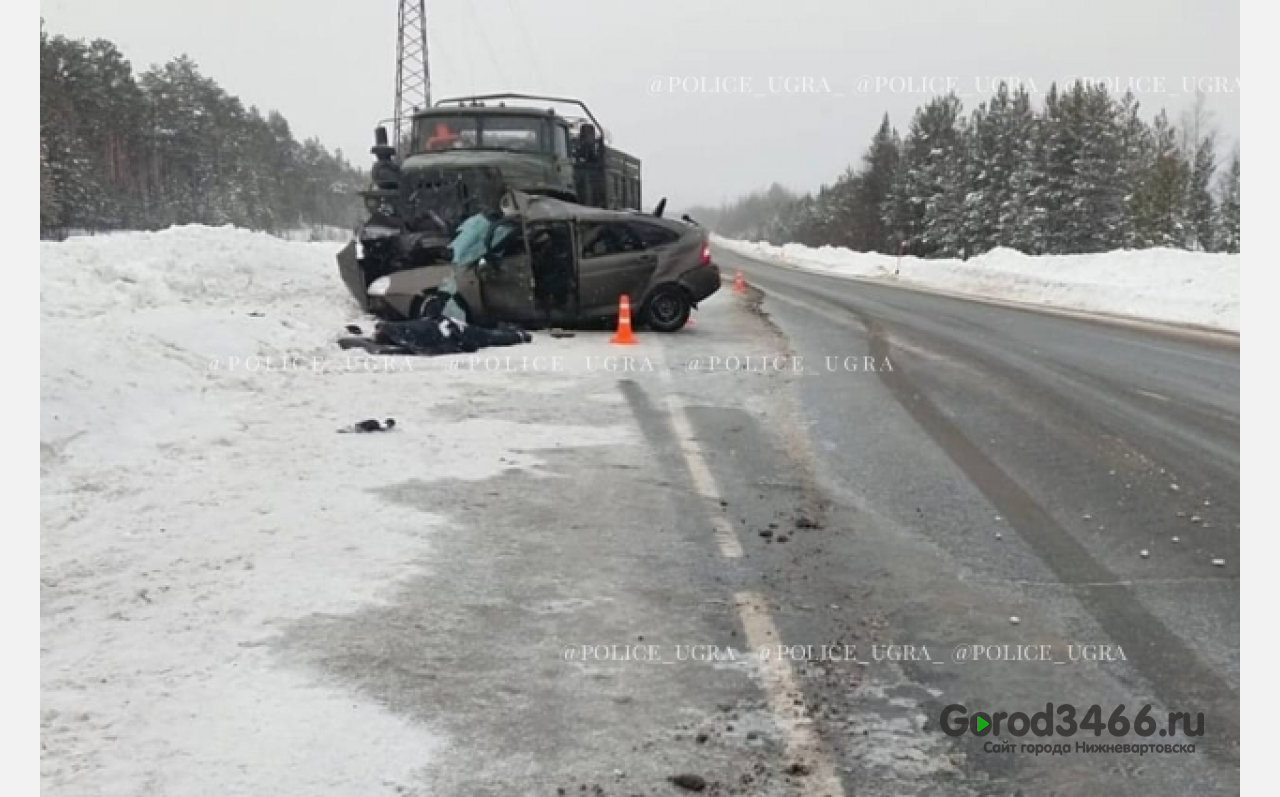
663 394 744 559
736 591 847 797
656 363 844 794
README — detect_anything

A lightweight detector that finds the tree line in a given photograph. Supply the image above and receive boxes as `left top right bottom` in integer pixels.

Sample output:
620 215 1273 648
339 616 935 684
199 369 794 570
40 27 367 238
689 83 1239 257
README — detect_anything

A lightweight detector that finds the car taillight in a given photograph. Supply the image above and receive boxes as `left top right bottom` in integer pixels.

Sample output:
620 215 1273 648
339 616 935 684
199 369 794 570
699 240 711 266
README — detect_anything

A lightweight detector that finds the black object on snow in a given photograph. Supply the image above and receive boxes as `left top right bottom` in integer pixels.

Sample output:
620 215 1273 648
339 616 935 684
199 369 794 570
375 316 530 355
339 418 397 434
336 315 531 357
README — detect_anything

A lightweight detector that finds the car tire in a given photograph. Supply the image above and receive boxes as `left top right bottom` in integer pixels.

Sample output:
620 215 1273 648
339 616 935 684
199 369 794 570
411 290 473 323
643 285 691 332
409 290 447 319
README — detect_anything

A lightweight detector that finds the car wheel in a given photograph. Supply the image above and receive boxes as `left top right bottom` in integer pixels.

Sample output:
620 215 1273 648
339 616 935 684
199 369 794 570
410 290 447 319
643 286 691 332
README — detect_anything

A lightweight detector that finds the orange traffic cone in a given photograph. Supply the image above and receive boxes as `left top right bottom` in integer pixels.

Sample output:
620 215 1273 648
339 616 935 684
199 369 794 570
610 295 638 345
733 270 747 294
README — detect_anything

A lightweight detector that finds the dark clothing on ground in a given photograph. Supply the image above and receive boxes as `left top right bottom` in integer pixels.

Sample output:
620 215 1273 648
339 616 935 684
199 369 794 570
373 316 530 356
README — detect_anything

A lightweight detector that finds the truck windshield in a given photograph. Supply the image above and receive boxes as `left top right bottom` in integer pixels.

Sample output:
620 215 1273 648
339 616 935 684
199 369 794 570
412 114 552 155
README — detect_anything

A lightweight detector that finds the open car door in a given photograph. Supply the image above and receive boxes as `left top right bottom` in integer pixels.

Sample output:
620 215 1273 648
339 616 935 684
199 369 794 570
473 216 538 324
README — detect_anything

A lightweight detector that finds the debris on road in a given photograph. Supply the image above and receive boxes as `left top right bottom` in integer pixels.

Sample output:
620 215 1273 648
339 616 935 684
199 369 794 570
338 418 397 434
669 773 708 792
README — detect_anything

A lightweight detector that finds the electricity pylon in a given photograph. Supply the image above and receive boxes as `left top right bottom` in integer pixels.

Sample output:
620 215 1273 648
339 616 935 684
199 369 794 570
394 0 431 150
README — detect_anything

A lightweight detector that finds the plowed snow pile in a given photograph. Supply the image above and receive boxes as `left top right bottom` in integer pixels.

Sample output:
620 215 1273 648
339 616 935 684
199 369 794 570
40 226 628 795
718 238 1239 332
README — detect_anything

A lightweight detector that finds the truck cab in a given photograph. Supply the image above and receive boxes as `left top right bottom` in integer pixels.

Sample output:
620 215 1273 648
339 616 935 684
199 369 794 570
340 94 644 308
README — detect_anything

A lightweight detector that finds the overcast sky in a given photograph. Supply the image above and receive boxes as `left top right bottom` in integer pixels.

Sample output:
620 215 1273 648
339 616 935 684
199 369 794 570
40 0 1239 207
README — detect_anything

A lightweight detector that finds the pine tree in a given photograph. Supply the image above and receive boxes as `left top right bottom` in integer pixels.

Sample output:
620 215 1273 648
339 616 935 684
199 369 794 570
990 86 1038 251
887 94 963 256
1215 149 1239 253
1131 111 1189 247
1006 97 1049 254
1178 93 1218 251
1110 93 1149 249
853 114 899 252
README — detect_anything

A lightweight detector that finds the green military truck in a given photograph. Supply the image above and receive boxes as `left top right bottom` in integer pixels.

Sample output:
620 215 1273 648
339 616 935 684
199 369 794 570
338 93 643 307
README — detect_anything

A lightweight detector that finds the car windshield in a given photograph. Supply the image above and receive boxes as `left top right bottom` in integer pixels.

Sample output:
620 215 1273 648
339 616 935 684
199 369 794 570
411 114 551 155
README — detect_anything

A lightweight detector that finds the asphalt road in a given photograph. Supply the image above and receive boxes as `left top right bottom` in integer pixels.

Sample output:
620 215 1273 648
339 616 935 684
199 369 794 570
704 245 1240 794
278 247 1238 795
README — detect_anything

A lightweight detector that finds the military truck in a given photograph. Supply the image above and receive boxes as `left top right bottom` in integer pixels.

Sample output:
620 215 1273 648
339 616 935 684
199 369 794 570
338 93 644 310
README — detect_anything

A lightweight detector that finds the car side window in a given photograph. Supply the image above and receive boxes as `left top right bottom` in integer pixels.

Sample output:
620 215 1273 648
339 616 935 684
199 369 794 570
628 222 680 249
490 222 526 258
580 222 645 259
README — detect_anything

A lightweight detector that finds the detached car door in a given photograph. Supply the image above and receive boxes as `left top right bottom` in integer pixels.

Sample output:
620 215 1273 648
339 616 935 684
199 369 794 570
576 221 656 317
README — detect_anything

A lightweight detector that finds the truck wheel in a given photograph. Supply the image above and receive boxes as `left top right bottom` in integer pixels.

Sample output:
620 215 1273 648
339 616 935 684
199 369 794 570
643 286 691 332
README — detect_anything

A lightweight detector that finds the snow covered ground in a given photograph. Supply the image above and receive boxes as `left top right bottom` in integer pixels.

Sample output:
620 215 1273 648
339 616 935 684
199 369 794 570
39 226 640 795
717 237 1240 332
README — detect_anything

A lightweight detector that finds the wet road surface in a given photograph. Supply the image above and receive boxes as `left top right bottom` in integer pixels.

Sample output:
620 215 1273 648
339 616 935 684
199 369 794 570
280 247 1238 795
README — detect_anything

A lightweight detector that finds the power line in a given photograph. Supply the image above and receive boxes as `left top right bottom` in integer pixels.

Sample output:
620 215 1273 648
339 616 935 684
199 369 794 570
460 0 509 87
503 0 548 87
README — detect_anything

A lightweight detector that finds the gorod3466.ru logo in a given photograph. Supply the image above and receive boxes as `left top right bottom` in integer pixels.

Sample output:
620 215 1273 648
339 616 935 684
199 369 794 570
940 703 1204 738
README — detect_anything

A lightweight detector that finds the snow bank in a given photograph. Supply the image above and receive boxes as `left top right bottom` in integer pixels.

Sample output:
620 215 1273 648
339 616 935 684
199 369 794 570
717 237 1240 332
40 225 631 795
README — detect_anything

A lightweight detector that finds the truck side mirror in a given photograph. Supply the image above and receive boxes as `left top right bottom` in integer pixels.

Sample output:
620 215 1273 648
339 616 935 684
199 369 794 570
371 126 397 164
577 124 600 162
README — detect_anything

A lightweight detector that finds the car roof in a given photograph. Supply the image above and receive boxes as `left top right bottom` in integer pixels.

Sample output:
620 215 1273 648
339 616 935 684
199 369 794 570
511 191 695 233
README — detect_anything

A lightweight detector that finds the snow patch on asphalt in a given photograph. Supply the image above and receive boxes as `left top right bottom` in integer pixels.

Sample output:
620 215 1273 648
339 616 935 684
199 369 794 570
41 225 631 794
717 237 1239 332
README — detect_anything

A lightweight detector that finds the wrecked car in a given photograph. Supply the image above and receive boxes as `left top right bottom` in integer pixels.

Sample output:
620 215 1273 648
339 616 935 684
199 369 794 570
339 191 720 333
335 94 643 304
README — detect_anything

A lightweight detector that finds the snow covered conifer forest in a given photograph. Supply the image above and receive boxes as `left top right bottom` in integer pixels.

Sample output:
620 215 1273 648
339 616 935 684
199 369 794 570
688 83 1240 257
40 27 367 239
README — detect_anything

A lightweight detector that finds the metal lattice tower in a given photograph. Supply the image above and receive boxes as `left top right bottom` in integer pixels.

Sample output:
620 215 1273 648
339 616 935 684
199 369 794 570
393 0 431 151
